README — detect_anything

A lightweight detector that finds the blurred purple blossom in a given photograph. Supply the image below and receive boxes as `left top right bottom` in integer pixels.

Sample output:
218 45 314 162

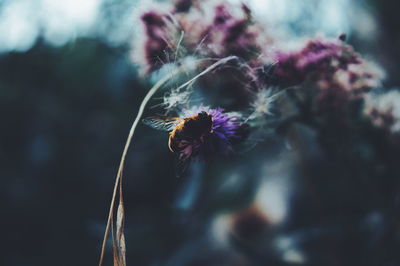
273 37 383 94
184 2 272 100
134 0 272 76
196 2 261 59
133 10 182 74
141 11 170 73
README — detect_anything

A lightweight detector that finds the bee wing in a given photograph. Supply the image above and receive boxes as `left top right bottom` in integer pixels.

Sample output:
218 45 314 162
142 116 182 131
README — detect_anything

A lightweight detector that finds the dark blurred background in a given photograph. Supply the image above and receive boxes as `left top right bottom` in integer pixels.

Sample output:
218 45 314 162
1 0 400 265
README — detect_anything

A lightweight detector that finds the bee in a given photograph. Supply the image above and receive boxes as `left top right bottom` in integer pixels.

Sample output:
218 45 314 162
142 111 213 160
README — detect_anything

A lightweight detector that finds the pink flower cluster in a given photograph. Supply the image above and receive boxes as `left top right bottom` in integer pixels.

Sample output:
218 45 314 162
134 0 270 75
273 37 384 103
135 0 392 141
274 37 383 114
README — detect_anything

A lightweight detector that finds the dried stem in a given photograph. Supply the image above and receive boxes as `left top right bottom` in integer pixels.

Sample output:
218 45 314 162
98 56 237 266
98 70 178 266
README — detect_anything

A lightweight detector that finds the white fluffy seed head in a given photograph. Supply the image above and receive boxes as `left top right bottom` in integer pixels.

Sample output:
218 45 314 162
364 90 400 133
248 88 282 120
163 88 192 111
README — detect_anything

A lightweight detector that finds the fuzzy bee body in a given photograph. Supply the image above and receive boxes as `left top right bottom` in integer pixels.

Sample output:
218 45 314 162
143 111 213 159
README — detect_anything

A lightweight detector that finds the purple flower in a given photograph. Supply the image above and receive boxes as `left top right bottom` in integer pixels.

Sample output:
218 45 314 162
202 3 261 59
178 106 245 160
133 10 181 74
178 1 265 60
272 37 385 115
134 0 274 87
273 37 383 93
141 11 169 73
274 37 360 86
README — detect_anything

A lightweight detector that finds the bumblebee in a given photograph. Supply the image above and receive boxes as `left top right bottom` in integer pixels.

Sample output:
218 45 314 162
143 111 213 158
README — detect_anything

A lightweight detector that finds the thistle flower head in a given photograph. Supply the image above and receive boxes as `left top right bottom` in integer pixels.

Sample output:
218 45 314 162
179 105 245 160
364 90 400 134
193 1 262 59
274 38 358 85
133 0 274 93
133 8 182 74
273 37 383 94
272 36 385 116
170 0 268 61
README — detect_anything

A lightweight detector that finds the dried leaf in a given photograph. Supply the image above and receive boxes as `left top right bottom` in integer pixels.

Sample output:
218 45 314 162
113 199 126 266
111 217 119 266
